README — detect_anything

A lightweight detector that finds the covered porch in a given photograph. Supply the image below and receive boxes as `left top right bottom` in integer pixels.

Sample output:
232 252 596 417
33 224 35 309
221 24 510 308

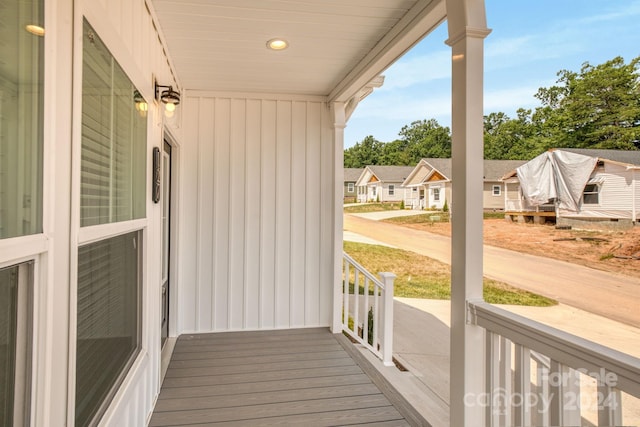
9 0 637 425
150 328 425 426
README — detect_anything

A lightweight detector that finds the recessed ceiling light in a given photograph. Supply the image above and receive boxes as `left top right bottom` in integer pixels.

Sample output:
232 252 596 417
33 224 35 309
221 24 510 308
25 24 45 36
266 38 288 51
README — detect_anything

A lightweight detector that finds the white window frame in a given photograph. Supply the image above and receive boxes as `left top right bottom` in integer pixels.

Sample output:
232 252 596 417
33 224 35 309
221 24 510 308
67 14 150 427
492 185 501 196
433 187 440 202
347 182 354 193
582 184 600 205
388 184 395 196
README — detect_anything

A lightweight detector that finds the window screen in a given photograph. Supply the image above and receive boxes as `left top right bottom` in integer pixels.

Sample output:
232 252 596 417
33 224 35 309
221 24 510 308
81 19 146 227
0 0 44 239
76 231 140 426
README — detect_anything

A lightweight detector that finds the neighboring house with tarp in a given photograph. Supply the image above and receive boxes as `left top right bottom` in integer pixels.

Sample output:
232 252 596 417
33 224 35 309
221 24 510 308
502 149 640 229
355 165 414 203
343 168 363 202
402 158 526 210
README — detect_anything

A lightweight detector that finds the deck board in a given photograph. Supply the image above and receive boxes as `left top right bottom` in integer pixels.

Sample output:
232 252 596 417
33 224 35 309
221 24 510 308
151 328 429 426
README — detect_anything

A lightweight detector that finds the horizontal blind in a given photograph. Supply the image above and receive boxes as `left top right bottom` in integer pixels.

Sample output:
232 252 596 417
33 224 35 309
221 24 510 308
76 231 140 426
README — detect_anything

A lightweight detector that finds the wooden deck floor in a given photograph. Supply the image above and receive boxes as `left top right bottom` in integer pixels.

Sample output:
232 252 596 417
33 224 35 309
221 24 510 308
150 328 428 426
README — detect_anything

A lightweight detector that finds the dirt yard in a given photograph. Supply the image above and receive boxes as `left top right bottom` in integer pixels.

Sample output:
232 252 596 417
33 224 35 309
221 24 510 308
401 219 640 278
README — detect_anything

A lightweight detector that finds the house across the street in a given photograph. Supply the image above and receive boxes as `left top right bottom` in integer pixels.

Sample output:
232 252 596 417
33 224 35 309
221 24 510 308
343 168 363 203
402 158 526 210
355 165 415 203
503 148 640 229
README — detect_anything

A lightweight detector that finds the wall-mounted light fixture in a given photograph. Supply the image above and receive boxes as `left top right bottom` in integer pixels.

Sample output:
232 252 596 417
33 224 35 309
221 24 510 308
154 81 181 118
133 90 148 117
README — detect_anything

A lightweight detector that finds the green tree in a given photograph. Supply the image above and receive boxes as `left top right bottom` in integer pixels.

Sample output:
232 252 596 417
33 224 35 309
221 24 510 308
534 56 640 149
398 119 452 160
484 109 545 159
344 135 383 167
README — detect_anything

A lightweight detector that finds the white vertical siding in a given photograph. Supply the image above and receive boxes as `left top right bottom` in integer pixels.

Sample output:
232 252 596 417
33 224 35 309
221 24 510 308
180 93 335 333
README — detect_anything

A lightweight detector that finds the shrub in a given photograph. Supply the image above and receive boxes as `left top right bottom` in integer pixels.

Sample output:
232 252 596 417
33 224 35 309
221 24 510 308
400 200 405 209
443 199 449 212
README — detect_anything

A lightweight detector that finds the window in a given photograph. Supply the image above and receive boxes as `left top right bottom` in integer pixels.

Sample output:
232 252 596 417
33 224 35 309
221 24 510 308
413 188 417 192
347 183 354 193
388 185 395 196
0 262 32 426
371 187 377 197
75 20 146 426
81 19 146 227
433 188 440 201
76 231 141 426
583 184 599 204
0 0 44 239
492 185 501 196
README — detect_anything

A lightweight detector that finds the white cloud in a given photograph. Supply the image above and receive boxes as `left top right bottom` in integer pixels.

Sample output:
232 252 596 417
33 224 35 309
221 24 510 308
484 85 542 114
378 50 451 91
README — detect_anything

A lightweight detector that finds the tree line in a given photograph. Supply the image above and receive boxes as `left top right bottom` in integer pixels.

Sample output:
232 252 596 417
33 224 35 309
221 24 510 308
344 56 640 168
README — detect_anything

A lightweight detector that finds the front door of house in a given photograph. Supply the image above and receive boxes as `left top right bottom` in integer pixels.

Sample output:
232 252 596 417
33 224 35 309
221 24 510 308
161 140 172 346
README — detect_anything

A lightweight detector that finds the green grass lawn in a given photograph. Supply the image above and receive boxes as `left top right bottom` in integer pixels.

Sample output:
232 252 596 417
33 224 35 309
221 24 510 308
383 211 504 225
343 202 404 213
344 241 557 307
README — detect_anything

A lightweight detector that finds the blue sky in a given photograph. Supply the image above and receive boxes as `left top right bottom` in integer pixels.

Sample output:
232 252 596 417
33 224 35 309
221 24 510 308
344 1 640 148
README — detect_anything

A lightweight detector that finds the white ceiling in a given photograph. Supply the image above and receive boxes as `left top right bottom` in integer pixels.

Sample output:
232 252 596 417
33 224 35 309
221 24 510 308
150 0 445 101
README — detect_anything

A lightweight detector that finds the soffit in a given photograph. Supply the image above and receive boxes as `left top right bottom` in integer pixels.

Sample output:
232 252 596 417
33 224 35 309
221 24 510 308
150 0 442 98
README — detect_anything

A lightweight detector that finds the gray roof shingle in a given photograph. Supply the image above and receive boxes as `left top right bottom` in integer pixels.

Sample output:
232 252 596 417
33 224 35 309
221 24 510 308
560 148 640 166
367 165 416 182
344 168 363 182
418 158 526 181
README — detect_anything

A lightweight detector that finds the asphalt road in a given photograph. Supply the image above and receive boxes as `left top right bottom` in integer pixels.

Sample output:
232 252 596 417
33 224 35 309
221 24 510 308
344 214 640 327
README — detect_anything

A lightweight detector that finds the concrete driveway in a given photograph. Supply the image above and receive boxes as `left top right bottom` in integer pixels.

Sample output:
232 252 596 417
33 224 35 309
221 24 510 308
344 214 640 327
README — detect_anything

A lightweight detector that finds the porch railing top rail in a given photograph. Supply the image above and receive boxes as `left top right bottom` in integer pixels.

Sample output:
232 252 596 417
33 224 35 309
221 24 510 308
469 300 640 398
343 251 386 290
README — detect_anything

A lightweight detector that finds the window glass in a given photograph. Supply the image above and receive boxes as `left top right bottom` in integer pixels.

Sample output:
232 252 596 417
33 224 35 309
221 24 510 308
0 0 44 239
81 19 146 226
388 185 395 196
76 231 140 426
583 184 599 204
433 188 440 201
0 265 19 425
0 262 31 426
493 185 501 196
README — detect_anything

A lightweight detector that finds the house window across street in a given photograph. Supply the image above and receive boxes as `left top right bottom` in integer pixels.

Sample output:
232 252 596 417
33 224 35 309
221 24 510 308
347 183 354 193
492 185 501 196
433 188 440 201
388 185 395 196
583 184 599 204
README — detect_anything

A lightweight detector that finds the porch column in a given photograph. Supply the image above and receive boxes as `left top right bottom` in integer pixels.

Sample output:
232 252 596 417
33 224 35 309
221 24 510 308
445 0 491 425
331 102 347 333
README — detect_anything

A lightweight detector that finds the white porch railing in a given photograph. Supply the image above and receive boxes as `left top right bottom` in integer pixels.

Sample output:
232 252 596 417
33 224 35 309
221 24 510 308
469 301 640 426
342 252 396 366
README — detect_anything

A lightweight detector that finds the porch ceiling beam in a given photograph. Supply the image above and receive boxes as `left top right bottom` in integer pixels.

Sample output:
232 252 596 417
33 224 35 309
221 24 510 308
328 0 446 104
